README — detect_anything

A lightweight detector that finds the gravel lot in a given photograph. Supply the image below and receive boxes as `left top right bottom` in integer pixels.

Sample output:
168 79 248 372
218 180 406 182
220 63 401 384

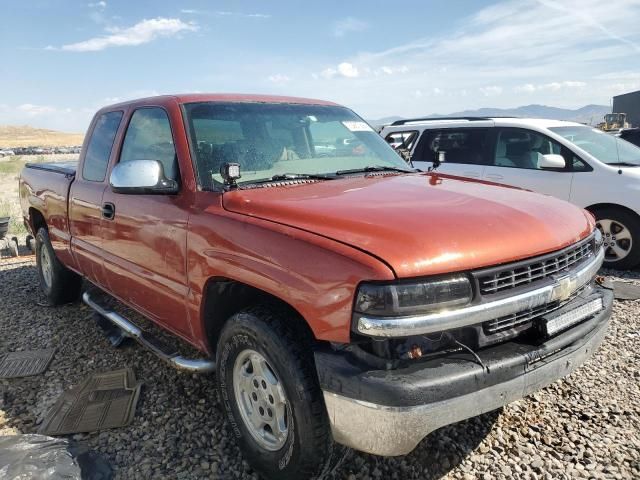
0 252 639 479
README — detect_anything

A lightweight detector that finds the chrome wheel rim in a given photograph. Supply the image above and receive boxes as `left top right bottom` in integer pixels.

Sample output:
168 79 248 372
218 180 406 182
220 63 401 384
597 219 633 262
232 349 289 451
40 245 53 288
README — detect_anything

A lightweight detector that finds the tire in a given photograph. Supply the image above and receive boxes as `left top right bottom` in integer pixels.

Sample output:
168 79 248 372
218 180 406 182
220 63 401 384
593 207 640 270
35 227 82 304
216 306 347 480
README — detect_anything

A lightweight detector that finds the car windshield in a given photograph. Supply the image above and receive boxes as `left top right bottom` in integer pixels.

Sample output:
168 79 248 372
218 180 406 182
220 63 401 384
183 102 412 188
549 126 640 166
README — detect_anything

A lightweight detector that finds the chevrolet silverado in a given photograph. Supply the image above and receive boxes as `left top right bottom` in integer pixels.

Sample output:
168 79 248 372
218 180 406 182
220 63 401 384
20 94 612 480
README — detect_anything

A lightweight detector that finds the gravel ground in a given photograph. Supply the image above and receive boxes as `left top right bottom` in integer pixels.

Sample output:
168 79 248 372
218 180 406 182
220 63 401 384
0 251 639 479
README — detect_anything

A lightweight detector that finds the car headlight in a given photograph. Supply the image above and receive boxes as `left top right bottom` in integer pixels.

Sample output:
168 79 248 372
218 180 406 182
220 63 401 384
354 275 473 317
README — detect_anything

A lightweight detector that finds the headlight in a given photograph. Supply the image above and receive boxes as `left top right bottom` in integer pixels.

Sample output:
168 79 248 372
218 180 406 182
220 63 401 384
354 275 473 317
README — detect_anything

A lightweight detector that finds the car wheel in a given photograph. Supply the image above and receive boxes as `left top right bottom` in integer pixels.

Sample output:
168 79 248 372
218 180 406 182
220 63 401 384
593 207 640 270
216 306 347 480
35 227 82 305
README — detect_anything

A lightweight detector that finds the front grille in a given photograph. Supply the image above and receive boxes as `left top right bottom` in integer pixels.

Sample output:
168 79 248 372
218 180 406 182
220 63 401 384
477 236 594 295
483 302 560 334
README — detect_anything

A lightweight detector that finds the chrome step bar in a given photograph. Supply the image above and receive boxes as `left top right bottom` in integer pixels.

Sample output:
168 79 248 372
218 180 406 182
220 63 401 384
82 291 216 373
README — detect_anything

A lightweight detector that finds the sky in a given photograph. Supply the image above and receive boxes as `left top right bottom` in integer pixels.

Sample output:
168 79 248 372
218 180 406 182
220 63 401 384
1 0 640 132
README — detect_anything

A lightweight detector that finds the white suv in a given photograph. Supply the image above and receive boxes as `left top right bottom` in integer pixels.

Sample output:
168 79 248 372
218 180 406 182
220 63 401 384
381 117 640 269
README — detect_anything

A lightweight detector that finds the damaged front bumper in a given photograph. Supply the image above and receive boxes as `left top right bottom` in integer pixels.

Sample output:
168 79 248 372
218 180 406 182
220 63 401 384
317 287 613 456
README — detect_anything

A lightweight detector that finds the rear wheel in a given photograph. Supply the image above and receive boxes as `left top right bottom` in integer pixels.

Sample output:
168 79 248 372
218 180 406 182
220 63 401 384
593 207 640 270
216 306 347 480
35 227 82 305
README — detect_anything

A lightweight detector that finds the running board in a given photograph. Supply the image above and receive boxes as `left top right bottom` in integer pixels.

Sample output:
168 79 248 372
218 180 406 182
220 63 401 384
82 292 215 373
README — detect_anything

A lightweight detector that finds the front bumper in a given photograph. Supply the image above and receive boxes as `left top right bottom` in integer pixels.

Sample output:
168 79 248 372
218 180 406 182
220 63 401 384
319 287 613 456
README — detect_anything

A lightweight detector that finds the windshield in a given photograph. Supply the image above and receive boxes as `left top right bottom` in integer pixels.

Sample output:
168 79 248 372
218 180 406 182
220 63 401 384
549 126 640 166
183 102 411 188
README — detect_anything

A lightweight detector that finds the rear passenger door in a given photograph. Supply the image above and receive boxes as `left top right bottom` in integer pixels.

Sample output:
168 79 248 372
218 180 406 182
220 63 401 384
482 128 573 200
411 128 490 178
100 107 192 336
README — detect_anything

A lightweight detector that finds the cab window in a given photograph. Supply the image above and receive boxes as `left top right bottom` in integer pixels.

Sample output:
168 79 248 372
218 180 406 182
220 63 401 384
120 108 178 181
82 111 123 182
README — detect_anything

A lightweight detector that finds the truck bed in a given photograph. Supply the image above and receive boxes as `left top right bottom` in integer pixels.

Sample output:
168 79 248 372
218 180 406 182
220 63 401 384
20 161 78 269
25 160 77 177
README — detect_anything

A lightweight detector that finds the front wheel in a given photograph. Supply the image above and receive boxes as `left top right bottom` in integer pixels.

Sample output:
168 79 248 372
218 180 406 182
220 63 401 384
35 227 82 305
216 306 346 480
593 207 640 270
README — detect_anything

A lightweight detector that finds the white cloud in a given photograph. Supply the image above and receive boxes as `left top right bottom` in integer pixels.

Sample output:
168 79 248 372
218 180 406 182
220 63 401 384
56 17 198 52
333 17 368 37
267 74 291 85
180 9 271 19
515 81 587 92
479 86 503 96
375 65 409 76
88 1 106 8
338 62 359 78
17 104 57 116
320 62 359 79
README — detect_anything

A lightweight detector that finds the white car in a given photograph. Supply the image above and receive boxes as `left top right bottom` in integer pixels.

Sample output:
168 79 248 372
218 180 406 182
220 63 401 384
381 117 640 269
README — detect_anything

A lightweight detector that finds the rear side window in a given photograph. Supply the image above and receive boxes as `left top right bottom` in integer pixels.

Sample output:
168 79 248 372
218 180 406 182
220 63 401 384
415 128 490 164
120 108 178 181
385 131 418 151
82 111 123 182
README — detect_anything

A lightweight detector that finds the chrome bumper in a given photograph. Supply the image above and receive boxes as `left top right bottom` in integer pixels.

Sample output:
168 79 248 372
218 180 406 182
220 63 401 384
325 297 610 456
356 246 604 337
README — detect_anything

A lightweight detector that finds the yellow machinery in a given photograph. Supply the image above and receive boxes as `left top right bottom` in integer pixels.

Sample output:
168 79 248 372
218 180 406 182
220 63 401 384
598 113 629 132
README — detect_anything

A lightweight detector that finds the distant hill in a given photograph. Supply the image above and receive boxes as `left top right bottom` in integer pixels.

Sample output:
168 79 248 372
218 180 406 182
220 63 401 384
0 125 84 148
370 104 610 128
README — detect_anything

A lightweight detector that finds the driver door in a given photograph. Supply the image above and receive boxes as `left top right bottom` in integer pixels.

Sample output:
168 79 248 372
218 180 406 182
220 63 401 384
100 107 192 337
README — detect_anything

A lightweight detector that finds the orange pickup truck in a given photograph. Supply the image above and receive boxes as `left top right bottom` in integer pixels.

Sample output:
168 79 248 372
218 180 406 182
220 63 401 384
20 94 612 480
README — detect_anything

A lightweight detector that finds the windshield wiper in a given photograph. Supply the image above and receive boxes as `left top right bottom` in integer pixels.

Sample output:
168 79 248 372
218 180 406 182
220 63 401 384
243 173 336 185
335 165 417 175
269 173 336 181
607 162 640 167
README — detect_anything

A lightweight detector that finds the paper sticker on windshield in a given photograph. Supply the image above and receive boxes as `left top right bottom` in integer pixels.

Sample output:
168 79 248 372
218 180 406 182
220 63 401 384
342 121 373 132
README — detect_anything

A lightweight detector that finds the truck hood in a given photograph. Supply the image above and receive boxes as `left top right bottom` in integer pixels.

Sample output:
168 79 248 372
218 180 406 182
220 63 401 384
222 173 594 278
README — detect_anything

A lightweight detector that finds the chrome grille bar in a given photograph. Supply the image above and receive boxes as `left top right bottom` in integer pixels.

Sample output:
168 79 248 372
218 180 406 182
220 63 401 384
479 239 593 295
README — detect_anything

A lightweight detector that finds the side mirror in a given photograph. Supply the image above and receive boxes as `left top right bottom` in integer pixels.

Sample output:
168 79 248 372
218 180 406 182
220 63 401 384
538 154 566 170
110 160 179 194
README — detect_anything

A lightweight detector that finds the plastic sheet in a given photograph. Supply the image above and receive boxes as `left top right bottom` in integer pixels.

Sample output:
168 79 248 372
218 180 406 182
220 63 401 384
0 434 112 480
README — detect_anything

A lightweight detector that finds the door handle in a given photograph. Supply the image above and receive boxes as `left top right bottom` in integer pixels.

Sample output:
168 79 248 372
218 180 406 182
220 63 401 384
486 173 504 180
102 202 115 220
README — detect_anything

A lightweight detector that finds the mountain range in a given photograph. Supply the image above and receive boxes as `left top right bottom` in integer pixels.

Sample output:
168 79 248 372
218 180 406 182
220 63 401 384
370 104 610 128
